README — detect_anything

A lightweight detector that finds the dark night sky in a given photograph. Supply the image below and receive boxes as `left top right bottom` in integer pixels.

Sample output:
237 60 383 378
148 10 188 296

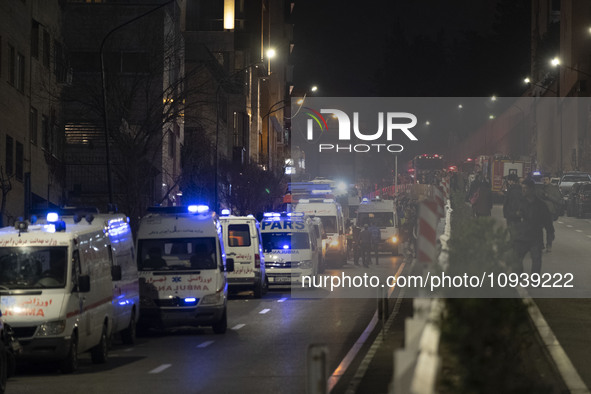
292 0 504 97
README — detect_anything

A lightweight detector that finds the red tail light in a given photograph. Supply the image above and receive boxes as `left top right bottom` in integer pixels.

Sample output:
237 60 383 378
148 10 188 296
255 253 261 268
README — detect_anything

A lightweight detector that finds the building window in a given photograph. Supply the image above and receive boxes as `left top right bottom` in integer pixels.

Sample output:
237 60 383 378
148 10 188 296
168 131 175 158
15 142 23 181
43 30 50 68
9 44 15 85
30 107 38 145
16 53 25 92
5 136 13 176
31 20 40 59
42 115 50 150
54 40 66 82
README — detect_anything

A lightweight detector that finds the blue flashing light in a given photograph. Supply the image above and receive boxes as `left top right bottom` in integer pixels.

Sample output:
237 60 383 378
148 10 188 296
532 171 541 176
287 212 304 217
361 198 369 203
221 209 231 216
47 212 59 222
263 212 274 217
323 198 335 203
184 297 197 303
282 244 290 249
188 205 209 214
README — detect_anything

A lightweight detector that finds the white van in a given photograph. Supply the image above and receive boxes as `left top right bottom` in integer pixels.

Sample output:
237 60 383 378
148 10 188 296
219 212 267 298
260 212 320 285
0 210 139 373
135 205 234 334
294 199 347 266
357 198 402 255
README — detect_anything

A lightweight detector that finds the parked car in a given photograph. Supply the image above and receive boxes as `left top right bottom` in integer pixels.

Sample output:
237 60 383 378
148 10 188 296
559 172 591 197
574 182 591 218
565 182 590 217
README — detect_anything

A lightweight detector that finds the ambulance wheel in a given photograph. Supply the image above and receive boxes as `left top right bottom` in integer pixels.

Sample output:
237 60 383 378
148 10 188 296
121 310 137 345
253 280 264 299
212 308 227 334
0 340 7 394
91 324 109 364
60 332 78 373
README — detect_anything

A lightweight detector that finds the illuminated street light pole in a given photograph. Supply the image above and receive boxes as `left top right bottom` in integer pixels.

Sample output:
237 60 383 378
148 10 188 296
100 0 174 205
550 57 563 174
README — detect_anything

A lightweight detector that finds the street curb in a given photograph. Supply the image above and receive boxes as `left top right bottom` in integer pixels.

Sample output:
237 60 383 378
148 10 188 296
518 288 591 394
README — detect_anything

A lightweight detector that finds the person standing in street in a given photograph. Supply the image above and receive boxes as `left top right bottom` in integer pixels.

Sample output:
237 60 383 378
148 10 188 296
507 178 554 274
359 224 372 267
536 175 562 252
369 221 380 265
352 223 361 266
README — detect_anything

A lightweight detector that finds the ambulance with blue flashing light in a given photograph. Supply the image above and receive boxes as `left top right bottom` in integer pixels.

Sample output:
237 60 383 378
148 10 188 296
260 212 320 285
0 209 139 373
356 197 402 255
219 210 267 298
135 205 234 334
293 199 347 266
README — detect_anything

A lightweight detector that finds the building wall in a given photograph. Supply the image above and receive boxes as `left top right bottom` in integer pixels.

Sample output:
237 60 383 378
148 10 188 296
0 0 64 225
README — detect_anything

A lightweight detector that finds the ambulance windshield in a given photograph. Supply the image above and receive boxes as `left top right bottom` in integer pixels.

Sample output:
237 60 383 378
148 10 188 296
0 247 68 289
314 216 336 233
262 233 310 253
137 237 217 271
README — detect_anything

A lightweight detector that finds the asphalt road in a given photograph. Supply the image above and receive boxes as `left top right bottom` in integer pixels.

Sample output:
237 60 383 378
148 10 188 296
6 256 405 394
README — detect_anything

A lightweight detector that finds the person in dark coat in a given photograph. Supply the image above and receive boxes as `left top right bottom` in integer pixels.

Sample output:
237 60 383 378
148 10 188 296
359 224 372 267
508 178 554 274
503 173 522 226
468 173 492 217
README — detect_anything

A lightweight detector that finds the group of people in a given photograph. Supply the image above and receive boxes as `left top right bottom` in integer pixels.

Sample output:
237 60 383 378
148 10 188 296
350 222 380 267
464 170 561 274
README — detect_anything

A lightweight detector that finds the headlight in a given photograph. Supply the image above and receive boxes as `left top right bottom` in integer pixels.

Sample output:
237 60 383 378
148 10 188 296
298 260 313 269
390 236 398 243
330 240 339 246
201 292 224 305
36 320 66 336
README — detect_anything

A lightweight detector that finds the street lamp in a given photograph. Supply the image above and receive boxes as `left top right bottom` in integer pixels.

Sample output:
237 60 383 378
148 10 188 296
100 0 174 205
550 57 564 174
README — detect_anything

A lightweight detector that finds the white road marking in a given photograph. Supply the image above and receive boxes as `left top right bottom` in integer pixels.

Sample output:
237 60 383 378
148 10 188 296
575 229 583 233
277 297 288 303
566 225 573 228
557 221 564 224
149 364 172 374
587 235 591 239
197 340 214 348
231 324 245 330
259 308 271 314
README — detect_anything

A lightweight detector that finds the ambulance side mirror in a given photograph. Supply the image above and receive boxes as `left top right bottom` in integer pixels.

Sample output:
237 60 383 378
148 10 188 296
77 275 91 293
225 258 235 272
111 265 122 281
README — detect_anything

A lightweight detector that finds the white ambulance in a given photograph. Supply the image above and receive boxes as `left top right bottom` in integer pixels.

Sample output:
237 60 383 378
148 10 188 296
294 199 347 266
135 205 234 334
260 212 320 285
0 209 139 373
219 211 267 298
357 198 402 255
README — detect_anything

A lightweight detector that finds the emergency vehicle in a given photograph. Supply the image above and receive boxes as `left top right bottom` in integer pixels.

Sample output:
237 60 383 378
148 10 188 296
260 212 320 286
135 205 234 334
0 209 139 373
293 199 347 266
219 211 267 298
356 198 402 255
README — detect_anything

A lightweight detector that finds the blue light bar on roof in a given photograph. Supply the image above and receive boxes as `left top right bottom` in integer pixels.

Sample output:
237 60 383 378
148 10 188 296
287 212 304 217
323 199 335 203
532 171 541 176
47 212 59 222
188 205 209 214
221 209 231 216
